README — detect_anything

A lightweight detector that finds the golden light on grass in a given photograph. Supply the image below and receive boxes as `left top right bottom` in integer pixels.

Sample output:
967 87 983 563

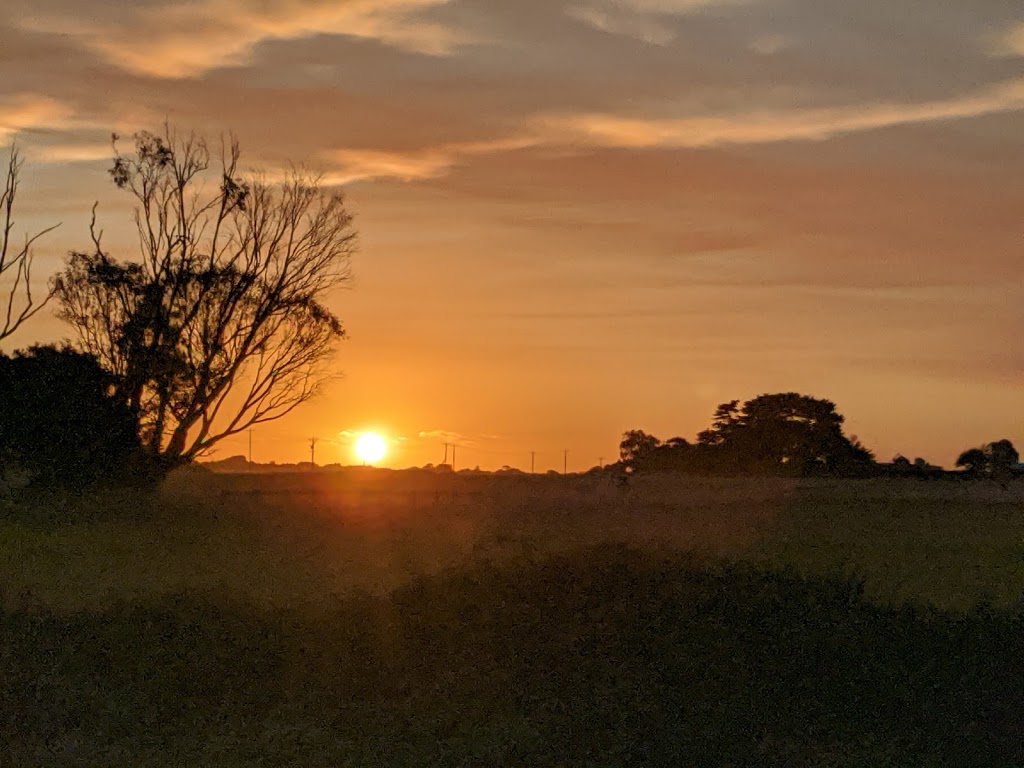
355 432 387 465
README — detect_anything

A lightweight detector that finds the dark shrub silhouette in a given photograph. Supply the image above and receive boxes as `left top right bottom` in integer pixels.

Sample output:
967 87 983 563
618 429 661 464
891 454 913 472
956 440 1019 481
956 448 987 477
0 345 153 490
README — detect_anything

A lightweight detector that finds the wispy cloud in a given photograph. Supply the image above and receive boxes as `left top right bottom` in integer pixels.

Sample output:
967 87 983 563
0 95 73 143
418 430 475 446
567 0 750 43
992 22 1024 56
18 0 462 79
322 135 540 183
614 0 752 11
750 34 787 55
323 148 455 184
566 5 676 45
33 142 113 163
317 77 1024 186
537 77 1024 148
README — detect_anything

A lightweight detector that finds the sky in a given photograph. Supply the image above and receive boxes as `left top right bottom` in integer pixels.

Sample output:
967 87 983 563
1 0 1022 470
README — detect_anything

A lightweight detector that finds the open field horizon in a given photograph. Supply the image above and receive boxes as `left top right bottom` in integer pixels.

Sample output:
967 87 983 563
5 471 1023 613
4 474 1024 766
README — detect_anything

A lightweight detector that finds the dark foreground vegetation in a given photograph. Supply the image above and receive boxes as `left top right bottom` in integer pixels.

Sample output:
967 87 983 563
4 546 1023 767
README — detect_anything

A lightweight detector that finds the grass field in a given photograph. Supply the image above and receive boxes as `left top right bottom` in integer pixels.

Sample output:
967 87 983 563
3 471 1024 765
4 471 1023 612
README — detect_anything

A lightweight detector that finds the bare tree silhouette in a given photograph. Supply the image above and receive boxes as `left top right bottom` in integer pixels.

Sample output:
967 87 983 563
1 146 59 344
56 126 356 469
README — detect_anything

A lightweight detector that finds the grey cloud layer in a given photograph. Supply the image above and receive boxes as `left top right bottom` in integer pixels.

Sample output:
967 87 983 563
3 0 1021 167
13 0 462 78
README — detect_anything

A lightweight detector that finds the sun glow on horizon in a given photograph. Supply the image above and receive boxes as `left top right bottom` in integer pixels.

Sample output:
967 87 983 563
354 432 387 465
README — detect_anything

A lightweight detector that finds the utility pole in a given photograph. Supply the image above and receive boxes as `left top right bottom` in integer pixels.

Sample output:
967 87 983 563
599 457 605 469
443 442 449 466
530 451 535 474
563 449 568 475
309 437 317 467
452 444 456 471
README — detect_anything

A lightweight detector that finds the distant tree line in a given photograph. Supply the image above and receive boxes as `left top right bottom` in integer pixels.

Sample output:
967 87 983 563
619 393 875 478
619 393 1020 480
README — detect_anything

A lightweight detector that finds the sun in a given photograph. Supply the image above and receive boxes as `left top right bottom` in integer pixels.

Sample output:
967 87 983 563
354 432 387 465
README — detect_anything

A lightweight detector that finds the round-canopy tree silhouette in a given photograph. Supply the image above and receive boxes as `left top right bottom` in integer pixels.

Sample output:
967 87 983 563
56 127 356 470
698 393 874 475
619 429 661 466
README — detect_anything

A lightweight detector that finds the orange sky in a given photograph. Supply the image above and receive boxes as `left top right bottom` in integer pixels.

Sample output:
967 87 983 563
2 0 1023 470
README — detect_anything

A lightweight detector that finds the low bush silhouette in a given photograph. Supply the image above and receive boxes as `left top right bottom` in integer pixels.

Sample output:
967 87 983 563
0 345 157 493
